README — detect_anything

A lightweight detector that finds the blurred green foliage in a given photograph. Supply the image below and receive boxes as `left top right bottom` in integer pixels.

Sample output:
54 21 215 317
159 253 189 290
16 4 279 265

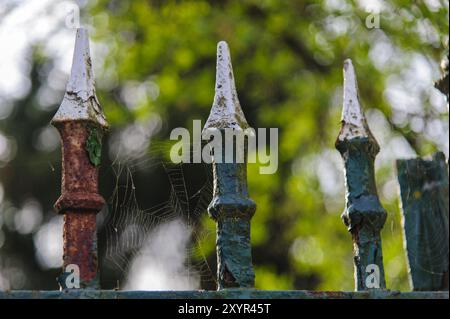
0 0 448 291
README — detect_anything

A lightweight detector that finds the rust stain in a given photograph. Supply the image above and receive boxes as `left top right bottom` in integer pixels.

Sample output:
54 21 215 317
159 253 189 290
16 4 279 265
53 121 105 289
54 121 105 213
63 212 98 285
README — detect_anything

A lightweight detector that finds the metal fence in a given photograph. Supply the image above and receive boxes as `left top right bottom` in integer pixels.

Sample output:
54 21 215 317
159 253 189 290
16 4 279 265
0 28 448 299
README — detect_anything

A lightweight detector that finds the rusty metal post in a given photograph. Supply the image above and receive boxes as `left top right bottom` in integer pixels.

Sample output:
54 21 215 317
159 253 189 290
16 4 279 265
397 152 449 291
51 28 108 289
335 59 387 291
202 41 256 289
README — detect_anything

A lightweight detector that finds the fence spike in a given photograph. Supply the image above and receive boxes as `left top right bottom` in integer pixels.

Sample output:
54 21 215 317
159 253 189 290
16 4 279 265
335 59 387 291
203 41 256 289
338 59 378 147
204 41 249 131
52 28 108 129
51 28 108 289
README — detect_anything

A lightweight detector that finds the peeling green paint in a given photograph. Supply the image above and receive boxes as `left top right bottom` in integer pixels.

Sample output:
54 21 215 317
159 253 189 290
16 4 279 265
397 152 449 291
208 133 256 290
85 127 102 167
203 42 257 290
336 137 387 291
336 60 387 291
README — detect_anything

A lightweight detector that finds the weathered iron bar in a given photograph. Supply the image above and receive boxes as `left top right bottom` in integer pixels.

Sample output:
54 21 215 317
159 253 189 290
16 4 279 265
51 28 108 289
335 59 387 291
397 152 449 291
202 41 256 289
0 290 447 299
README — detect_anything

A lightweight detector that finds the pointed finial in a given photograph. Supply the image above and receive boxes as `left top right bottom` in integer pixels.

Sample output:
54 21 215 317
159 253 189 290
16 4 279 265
203 41 249 132
52 28 108 129
337 59 374 143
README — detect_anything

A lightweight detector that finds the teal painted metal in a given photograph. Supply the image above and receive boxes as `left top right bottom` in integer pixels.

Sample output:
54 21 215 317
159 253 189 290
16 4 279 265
335 59 387 291
0 289 447 299
7 36 445 298
397 152 449 291
208 159 256 289
203 41 256 289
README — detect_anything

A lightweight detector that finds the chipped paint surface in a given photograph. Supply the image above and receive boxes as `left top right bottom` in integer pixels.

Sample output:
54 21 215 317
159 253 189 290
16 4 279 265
338 59 378 149
207 131 256 290
53 121 104 289
53 122 105 214
336 137 387 290
204 42 256 289
336 60 387 291
209 159 256 289
203 41 249 131
51 28 108 129
51 28 107 290
397 152 449 291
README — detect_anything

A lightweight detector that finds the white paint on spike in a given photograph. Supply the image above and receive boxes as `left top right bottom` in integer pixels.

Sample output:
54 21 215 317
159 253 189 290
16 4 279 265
51 28 108 128
203 41 249 132
338 59 372 141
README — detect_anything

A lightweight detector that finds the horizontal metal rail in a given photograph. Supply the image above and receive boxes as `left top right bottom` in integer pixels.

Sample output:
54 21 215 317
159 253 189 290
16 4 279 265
0 289 448 299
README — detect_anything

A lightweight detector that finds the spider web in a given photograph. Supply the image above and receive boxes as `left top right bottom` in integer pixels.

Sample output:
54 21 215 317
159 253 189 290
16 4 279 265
99 141 217 290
